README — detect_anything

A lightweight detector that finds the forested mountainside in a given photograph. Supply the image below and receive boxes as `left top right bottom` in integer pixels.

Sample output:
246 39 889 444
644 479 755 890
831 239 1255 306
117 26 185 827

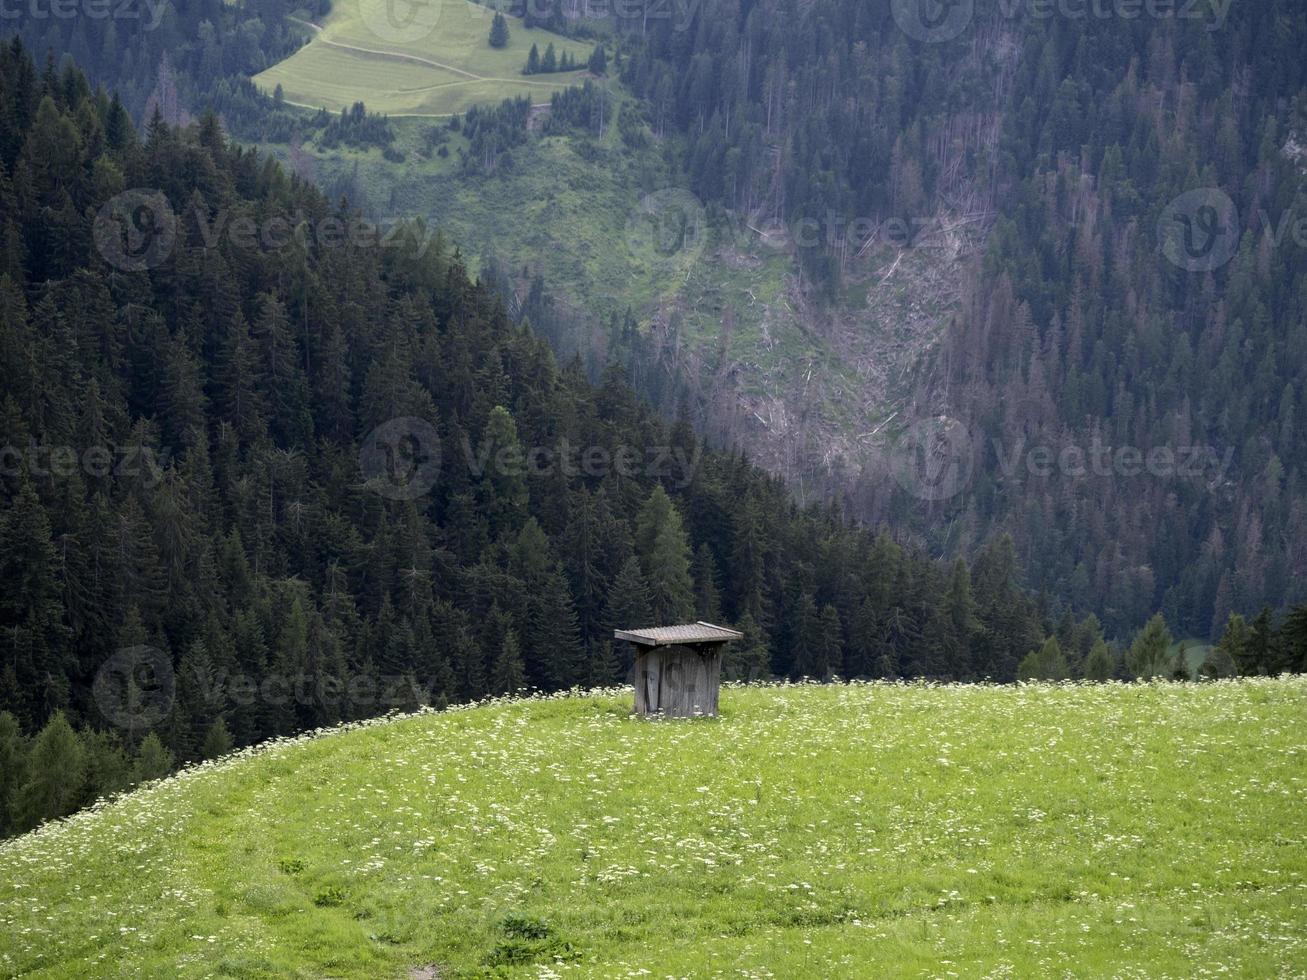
9 1 1307 641
920 1 1307 638
1 0 316 135
0 43 1110 831
618 0 1307 638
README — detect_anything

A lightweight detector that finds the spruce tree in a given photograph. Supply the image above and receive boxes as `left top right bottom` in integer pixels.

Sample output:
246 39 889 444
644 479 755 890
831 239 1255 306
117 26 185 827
585 639 621 687
1199 643 1238 680
1083 640 1114 681
0 711 24 836
817 604 843 679
1017 637 1070 681
491 629 527 695
692 543 722 622
724 611 770 682
635 486 694 624
78 728 132 805
479 406 529 539
132 731 174 783
489 12 509 48
1127 614 1174 679
789 592 819 678
525 43 540 75
201 717 233 759
533 564 584 688
15 711 84 830
1216 613 1253 676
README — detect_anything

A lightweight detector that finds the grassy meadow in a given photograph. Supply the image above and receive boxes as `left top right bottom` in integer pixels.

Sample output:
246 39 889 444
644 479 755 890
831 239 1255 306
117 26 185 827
2 680 1305 977
253 0 591 115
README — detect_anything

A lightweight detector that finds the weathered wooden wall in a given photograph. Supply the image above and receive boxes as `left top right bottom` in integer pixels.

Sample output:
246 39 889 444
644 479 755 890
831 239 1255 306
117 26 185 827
634 645 723 717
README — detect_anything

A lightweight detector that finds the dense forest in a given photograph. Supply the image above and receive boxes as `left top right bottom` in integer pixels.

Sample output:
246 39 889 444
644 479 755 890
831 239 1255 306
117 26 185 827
610 0 1307 639
924 5 1307 640
0 42 1090 835
0 0 316 129
6 0 1306 641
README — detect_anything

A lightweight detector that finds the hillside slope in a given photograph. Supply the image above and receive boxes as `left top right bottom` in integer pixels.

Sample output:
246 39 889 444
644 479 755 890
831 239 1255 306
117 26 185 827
3 681 1304 977
253 1 592 116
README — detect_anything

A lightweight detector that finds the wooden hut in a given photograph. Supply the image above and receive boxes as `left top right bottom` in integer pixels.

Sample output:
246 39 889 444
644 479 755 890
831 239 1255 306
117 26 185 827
614 622 743 718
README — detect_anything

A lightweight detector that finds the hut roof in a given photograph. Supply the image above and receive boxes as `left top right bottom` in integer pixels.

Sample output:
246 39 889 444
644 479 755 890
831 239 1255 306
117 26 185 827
613 622 744 647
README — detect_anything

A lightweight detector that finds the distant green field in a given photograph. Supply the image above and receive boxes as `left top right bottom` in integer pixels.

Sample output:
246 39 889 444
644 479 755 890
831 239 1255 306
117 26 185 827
3 679 1305 977
254 0 591 115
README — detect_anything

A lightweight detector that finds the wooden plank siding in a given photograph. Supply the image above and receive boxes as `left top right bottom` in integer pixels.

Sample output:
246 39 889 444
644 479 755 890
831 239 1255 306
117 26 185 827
633 645 725 717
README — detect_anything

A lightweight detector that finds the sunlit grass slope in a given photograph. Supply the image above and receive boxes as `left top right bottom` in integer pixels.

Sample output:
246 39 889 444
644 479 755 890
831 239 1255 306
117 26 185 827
253 0 590 115
2 680 1305 977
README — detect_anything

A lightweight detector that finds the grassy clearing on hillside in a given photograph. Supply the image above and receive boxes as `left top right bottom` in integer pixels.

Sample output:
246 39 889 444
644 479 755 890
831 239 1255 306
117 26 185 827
279 118 889 461
253 0 590 115
3 680 1305 977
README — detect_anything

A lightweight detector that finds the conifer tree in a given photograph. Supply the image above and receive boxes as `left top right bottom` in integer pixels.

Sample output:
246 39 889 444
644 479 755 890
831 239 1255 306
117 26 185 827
1083 640 1114 681
201 717 233 759
817 604 842 679
585 639 621 686
77 728 132 805
604 555 652 675
132 731 174 783
692 543 722 622
489 12 509 48
1280 605 1307 673
1017 637 1070 681
0 711 24 836
15 711 83 829
533 564 584 688
635 486 694 623
1216 613 1252 676
1127 614 1174 679
215 312 266 444
724 611 770 682
790 592 820 678
1199 643 1238 680
491 629 527 695
479 406 529 538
